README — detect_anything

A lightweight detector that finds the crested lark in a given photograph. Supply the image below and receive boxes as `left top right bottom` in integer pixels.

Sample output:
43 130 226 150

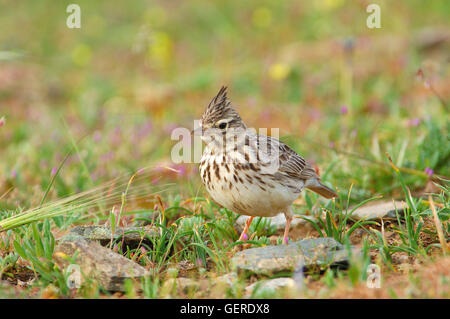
194 87 337 244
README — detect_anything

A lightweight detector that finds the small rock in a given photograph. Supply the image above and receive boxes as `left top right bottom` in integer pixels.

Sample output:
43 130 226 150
349 228 366 245
54 237 149 291
63 225 157 247
384 231 396 239
245 277 296 296
232 238 356 276
392 253 410 265
177 260 196 274
215 272 238 287
17 278 35 288
351 201 407 220
236 214 315 232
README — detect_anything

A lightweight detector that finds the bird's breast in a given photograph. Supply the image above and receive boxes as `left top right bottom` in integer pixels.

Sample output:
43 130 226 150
199 149 303 217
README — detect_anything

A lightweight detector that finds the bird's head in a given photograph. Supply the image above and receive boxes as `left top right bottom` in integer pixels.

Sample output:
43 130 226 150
193 86 247 143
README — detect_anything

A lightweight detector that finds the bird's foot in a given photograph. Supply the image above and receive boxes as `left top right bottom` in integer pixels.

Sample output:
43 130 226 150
237 216 254 243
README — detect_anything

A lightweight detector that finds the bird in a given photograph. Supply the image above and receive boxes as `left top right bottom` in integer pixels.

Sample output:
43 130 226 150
193 86 337 244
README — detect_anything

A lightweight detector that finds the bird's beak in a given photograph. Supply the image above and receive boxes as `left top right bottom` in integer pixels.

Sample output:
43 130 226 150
191 127 203 136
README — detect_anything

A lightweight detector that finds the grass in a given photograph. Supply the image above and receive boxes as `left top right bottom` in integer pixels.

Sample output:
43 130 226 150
1 0 449 298
299 186 381 244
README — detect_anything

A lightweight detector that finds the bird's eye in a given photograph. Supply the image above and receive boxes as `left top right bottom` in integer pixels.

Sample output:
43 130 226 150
218 122 227 129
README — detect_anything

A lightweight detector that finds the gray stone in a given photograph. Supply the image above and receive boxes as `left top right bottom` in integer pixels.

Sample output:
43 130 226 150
245 277 296 296
236 214 315 231
63 225 157 247
232 238 355 276
54 237 149 291
215 272 238 287
351 201 407 220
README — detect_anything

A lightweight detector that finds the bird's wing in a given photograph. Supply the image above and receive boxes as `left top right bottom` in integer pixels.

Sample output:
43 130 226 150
255 135 318 181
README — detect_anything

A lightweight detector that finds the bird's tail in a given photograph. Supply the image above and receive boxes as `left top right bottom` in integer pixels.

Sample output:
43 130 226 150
305 179 337 199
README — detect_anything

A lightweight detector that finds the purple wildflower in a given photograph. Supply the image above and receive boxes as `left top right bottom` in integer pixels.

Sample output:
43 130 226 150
175 164 187 177
151 176 161 185
100 151 114 163
90 172 98 181
260 110 271 122
51 167 57 176
93 131 102 143
110 126 122 146
340 105 348 115
164 123 178 135
407 118 420 127
138 121 153 137
11 169 17 178
242 233 248 241
40 159 48 169
424 167 434 176
309 109 322 121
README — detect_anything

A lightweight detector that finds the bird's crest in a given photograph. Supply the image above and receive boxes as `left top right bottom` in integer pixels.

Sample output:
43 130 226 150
202 86 231 120
201 86 245 128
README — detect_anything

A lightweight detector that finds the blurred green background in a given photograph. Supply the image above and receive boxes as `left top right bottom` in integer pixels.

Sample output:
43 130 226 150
0 0 449 208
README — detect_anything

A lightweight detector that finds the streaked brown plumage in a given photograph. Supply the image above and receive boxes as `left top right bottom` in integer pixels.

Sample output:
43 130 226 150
195 86 337 244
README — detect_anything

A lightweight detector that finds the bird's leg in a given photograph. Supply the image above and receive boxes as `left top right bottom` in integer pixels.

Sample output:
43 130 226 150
238 216 254 242
283 213 293 245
